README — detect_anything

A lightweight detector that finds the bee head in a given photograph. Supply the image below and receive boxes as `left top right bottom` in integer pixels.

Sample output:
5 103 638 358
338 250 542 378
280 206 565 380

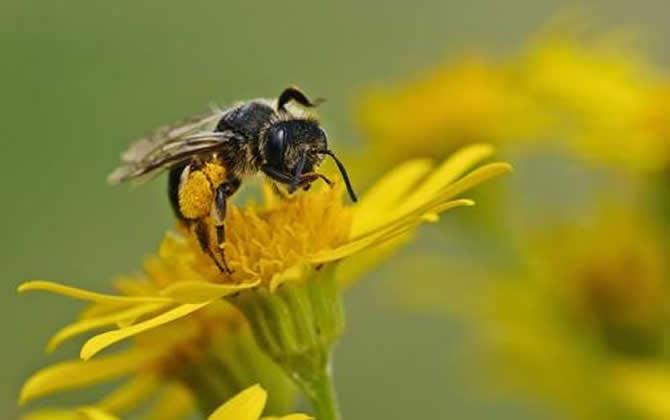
262 119 358 202
259 86 357 201
263 119 327 174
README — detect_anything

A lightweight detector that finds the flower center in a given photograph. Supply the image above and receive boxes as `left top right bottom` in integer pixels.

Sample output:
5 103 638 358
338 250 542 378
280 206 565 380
182 186 352 287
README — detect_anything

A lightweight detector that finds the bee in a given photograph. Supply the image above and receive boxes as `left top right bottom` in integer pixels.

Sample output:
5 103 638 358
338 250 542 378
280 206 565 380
108 86 358 273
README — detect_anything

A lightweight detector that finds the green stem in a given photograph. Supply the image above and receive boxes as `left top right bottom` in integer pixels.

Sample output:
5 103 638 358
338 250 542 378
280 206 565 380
294 363 341 420
229 265 345 419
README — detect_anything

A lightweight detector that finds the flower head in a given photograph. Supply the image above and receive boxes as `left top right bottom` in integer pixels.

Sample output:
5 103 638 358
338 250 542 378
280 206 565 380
20 144 509 359
461 207 670 419
518 32 670 173
19 247 296 418
357 56 540 167
357 25 670 174
19 145 510 419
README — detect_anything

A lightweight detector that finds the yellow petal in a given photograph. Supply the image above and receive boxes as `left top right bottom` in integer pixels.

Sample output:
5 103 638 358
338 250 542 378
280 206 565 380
20 349 158 405
47 303 168 352
437 162 512 201
18 281 171 304
81 302 210 360
404 143 494 207
76 407 119 420
335 232 412 289
159 279 260 303
144 383 195 420
613 363 670 420
97 374 159 415
21 409 84 420
21 407 119 420
208 384 267 420
310 199 474 263
352 159 433 235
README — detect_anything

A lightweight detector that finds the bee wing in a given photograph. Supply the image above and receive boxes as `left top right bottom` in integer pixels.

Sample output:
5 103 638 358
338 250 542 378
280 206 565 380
108 110 236 184
119 110 225 164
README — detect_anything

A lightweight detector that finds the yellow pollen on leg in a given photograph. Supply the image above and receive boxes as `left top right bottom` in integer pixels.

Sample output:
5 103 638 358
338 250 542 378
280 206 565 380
203 162 228 187
179 171 213 219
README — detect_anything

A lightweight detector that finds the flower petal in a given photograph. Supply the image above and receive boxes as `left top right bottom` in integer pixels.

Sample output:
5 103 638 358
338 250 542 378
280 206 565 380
438 162 512 201
80 302 210 360
208 384 267 420
47 303 169 352
310 199 475 263
159 279 260 303
143 383 195 420
403 143 494 207
352 159 433 235
335 232 412 289
20 407 120 420
76 407 119 420
19 349 159 405
97 374 159 415
18 281 171 304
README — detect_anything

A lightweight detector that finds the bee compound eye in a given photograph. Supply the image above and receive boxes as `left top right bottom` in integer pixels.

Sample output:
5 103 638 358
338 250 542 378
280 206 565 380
266 126 286 164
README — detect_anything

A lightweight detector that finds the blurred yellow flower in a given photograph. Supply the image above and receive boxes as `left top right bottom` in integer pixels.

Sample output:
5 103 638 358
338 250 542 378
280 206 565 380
357 28 670 174
468 207 670 419
357 56 541 167
518 33 670 173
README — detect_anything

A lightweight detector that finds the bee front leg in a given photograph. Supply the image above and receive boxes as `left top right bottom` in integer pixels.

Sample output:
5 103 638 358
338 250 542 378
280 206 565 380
299 172 333 188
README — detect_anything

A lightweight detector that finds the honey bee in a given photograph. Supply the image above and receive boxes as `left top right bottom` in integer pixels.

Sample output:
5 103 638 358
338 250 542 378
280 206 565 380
108 87 357 273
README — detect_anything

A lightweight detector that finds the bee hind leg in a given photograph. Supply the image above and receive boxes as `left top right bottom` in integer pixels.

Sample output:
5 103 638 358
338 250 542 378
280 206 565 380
191 219 230 273
207 178 241 274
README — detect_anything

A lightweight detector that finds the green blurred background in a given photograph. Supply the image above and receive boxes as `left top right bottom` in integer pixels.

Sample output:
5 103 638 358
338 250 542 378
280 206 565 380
2 1 668 419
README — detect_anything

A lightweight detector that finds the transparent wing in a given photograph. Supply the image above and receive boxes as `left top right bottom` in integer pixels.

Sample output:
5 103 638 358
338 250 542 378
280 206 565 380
108 110 234 184
120 110 225 163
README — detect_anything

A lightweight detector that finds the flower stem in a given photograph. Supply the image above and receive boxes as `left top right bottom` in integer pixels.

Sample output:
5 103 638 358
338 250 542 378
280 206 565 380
294 363 341 420
228 265 346 420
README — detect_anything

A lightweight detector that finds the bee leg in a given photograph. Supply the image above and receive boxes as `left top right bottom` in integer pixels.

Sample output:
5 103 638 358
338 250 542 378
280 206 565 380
192 218 229 273
209 177 241 274
262 165 295 184
262 165 332 193
299 172 333 188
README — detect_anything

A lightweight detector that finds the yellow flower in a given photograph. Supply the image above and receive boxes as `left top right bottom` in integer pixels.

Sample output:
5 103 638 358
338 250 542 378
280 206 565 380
23 385 309 420
20 144 509 360
19 144 510 419
19 249 296 418
612 362 670 420
357 56 540 168
356 25 670 174
518 33 670 173
461 207 670 419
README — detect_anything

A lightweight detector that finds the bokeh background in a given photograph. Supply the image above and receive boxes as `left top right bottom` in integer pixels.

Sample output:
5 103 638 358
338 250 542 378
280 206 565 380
2 1 669 419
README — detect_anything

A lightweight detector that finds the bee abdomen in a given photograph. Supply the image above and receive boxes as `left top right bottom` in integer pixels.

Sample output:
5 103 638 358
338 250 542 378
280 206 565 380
168 165 187 221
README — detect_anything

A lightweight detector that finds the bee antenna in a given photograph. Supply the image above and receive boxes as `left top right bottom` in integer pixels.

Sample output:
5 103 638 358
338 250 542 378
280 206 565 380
278 86 325 112
319 150 358 202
